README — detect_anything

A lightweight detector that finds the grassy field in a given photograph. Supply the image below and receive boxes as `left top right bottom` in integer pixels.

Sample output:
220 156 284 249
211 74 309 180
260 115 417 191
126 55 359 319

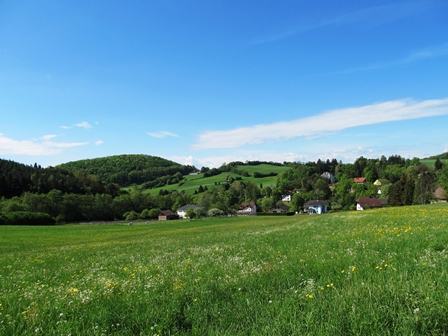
143 164 290 195
420 159 448 168
1 204 448 335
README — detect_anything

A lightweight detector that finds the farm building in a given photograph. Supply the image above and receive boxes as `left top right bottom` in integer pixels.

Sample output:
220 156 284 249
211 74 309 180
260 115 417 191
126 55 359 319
158 210 179 220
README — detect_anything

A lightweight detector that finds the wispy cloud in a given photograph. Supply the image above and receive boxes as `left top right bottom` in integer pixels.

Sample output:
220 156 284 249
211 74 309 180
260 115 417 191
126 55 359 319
60 121 93 129
95 140 104 145
402 42 448 64
324 42 448 76
193 98 448 150
75 121 92 129
252 1 428 45
147 131 179 138
0 133 88 155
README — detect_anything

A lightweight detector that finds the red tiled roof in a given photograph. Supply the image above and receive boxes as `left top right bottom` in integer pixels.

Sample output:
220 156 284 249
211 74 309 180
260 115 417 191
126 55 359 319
354 177 366 183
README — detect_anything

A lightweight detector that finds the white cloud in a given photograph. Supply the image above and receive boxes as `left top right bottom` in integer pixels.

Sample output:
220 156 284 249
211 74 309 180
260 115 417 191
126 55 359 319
193 98 448 150
0 133 88 155
171 152 304 169
60 125 69 129
75 122 92 129
147 131 179 138
95 140 104 145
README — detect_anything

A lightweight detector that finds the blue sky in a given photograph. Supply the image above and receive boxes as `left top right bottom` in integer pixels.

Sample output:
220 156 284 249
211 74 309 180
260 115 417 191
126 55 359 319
1 0 447 168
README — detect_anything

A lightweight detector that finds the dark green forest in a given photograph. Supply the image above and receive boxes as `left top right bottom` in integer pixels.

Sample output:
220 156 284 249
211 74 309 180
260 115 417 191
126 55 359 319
57 154 195 187
1 153 448 225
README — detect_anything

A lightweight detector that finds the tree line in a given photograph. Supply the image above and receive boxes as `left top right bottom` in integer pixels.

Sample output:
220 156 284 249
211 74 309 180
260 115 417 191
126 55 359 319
1 154 447 224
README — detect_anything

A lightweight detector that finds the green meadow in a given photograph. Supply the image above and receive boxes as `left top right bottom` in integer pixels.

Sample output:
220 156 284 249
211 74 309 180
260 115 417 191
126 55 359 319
420 159 448 168
1 204 448 335
143 164 289 195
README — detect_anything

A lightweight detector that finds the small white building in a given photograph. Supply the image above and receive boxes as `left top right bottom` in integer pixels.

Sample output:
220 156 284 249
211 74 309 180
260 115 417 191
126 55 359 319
281 194 292 202
176 204 204 219
237 202 257 215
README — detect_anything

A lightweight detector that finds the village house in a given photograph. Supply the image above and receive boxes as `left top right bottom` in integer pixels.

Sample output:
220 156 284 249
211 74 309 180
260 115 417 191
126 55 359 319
176 204 204 219
237 202 257 215
321 172 336 184
356 196 383 210
303 200 329 214
353 177 366 184
281 193 292 202
269 203 290 213
434 187 447 202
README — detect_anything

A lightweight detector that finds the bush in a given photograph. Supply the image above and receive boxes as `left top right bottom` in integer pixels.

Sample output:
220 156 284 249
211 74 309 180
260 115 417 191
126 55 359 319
125 211 139 221
5 211 55 225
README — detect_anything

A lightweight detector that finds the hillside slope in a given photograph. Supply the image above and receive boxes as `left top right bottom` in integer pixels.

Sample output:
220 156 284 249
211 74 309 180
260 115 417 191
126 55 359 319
426 152 448 160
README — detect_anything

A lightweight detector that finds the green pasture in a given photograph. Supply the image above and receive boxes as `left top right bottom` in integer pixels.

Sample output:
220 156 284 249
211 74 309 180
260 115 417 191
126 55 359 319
234 164 289 175
420 159 448 168
143 164 289 195
1 204 448 335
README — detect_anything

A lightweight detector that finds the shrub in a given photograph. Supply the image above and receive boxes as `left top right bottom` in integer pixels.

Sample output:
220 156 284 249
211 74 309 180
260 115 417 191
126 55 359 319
5 211 55 225
125 211 139 221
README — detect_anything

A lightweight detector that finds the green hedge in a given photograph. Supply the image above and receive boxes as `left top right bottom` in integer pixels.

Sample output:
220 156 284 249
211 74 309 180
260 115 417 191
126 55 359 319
257 212 295 216
3 211 56 225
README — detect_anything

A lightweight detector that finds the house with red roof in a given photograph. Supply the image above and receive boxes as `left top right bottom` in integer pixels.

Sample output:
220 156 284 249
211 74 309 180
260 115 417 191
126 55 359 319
353 177 366 184
356 196 383 210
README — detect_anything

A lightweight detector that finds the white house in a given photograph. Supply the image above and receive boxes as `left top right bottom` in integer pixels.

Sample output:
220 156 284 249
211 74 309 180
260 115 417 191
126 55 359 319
176 204 204 218
303 200 329 214
237 202 257 215
281 194 292 202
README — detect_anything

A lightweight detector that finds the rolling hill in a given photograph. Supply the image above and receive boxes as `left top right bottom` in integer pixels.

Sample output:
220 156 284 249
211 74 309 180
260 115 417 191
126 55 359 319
57 154 196 187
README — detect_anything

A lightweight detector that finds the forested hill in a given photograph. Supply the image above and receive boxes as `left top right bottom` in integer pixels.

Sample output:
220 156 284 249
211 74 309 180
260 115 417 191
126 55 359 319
57 154 196 187
0 158 120 198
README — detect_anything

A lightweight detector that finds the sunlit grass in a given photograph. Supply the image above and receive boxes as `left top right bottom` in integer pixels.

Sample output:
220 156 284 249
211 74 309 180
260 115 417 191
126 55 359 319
1 204 448 335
